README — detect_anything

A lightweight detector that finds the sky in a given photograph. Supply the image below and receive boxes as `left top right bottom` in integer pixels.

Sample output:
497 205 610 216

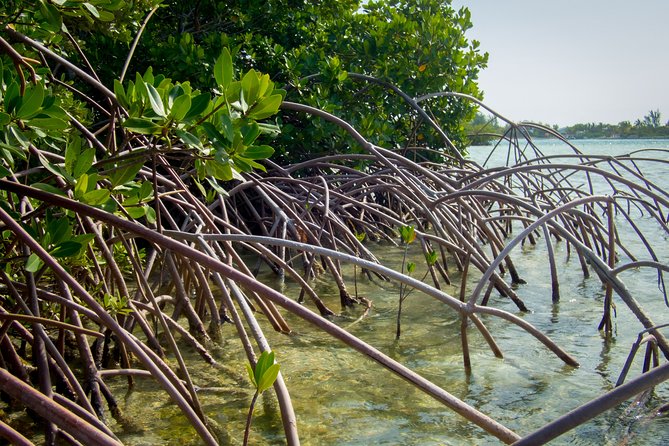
451 0 669 126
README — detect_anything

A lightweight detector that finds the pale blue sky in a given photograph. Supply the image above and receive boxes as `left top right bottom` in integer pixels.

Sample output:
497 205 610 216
452 1 669 126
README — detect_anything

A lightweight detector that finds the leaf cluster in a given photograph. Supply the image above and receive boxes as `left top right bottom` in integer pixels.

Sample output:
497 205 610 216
80 0 487 164
0 1 283 307
245 350 280 394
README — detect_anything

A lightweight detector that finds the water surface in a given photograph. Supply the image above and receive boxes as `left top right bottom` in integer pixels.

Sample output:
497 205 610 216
115 138 669 445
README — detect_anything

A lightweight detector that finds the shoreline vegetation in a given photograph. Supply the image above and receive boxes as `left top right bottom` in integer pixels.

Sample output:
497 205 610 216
467 109 669 144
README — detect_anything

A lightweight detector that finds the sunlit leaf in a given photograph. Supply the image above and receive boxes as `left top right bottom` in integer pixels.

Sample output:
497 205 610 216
257 363 280 394
146 83 166 117
25 253 43 273
214 48 234 90
247 94 282 120
123 117 163 135
169 93 191 121
82 2 100 18
245 363 257 387
143 205 156 224
82 189 110 206
240 69 260 107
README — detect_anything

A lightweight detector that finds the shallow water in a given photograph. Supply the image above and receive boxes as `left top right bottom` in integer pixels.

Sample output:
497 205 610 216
113 139 669 445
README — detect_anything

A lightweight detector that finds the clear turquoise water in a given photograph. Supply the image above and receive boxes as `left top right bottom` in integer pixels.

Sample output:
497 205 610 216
113 139 669 445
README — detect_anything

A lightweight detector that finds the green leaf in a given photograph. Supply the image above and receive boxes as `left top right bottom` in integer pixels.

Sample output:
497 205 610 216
26 253 43 273
175 129 201 147
245 363 257 388
65 136 81 176
50 241 82 258
0 113 10 126
169 94 191 121
82 2 100 18
219 114 234 143
39 0 62 29
47 217 70 245
205 177 229 197
183 93 211 121
74 147 95 178
0 165 9 178
26 117 68 130
138 180 153 200
31 183 66 196
38 152 73 183
143 205 156 224
82 189 110 206
214 48 234 90
113 79 128 108
74 173 89 198
205 159 234 181
134 72 149 101
257 123 281 137
241 122 260 146
97 10 115 22
110 161 144 188
7 125 29 149
399 225 416 244
142 67 155 85
4 81 20 113
123 117 163 135
240 69 260 107
146 83 166 117
71 233 95 246
407 262 416 274
254 351 275 383
232 155 254 173
257 363 280 394
125 206 145 219
247 94 282 120
202 122 227 145
243 145 274 160
17 85 44 120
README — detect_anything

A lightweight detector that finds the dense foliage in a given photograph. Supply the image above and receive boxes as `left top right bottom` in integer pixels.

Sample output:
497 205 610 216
84 0 488 162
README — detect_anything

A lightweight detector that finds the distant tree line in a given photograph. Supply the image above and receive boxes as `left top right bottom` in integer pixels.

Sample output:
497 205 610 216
466 109 669 145
560 109 669 139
